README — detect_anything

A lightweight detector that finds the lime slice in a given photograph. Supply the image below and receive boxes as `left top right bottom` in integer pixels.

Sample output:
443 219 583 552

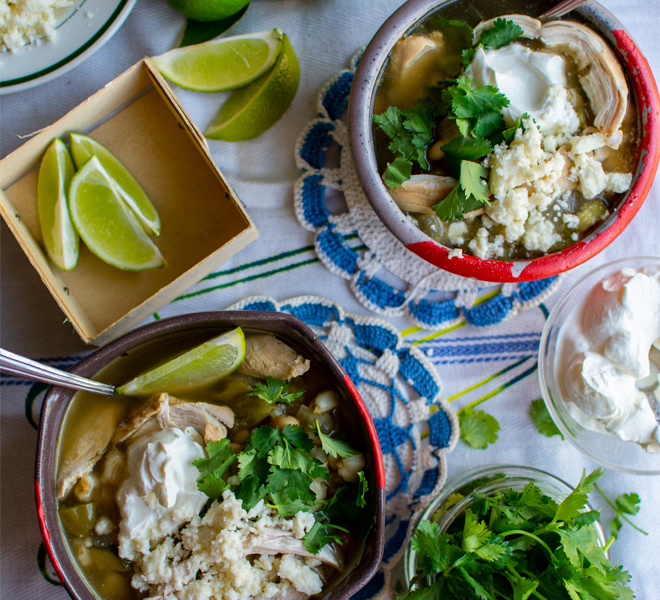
152 29 283 92
37 139 79 271
167 0 250 22
117 328 246 395
68 157 166 271
204 33 299 141
70 134 161 236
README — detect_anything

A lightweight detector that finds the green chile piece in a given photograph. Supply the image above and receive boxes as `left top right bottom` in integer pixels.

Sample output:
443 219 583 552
59 503 97 537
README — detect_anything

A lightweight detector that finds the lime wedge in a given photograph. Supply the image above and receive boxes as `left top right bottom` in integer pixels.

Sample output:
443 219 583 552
117 328 246 395
37 139 79 271
204 33 299 141
70 134 161 236
152 29 283 92
68 157 166 271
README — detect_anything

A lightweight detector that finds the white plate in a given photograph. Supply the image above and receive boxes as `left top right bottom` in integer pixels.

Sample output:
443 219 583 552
0 0 137 95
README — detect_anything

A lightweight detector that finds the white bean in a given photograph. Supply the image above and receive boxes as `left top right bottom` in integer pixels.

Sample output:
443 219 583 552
337 453 366 482
310 477 328 501
74 473 99 503
269 415 300 429
312 390 339 413
101 447 125 485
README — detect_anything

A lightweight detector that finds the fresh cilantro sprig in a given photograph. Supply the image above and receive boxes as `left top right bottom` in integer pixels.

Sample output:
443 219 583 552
248 376 305 405
400 469 635 600
594 484 648 551
314 420 358 458
373 98 438 189
462 18 524 68
193 423 374 556
530 398 564 439
192 439 237 499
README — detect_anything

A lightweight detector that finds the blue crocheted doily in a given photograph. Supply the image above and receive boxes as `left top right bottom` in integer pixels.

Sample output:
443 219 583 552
228 295 458 600
294 51 562 330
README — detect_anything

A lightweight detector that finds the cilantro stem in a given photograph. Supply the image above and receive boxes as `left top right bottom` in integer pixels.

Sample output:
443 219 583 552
603 535 615 553
500 530 555 561
594 484 648 536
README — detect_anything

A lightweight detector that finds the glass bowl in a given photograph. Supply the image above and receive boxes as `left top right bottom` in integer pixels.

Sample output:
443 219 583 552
404 465 607 586
539 257 660 475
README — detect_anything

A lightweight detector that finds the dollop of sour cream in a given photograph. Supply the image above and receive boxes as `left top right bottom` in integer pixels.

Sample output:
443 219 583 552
467 44 580 135
557 268 660 452
117 427 207 554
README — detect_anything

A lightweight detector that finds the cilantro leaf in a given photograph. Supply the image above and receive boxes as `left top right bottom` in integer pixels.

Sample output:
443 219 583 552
237 447 271 482
315 420 358 458
462 509 491 553
248 376 305 405
458 408 500 449
267 468 316 504
268 491 312 517
193 440 237 499
357 471 369 508
480 18 524 49
440 136 492 177
554 469 604 524
384 156 413 189
374 99 438 181
433 183 466 221
269 444 327 478
558 526 611 574
513 577 538 600
411 521 464 574
303 521 344 554
280 423 314 452
530 398 564 439
594 485 647 540
462 46 478 68
615 493 641 516
234 476 267 511
460 160 490 204
246 425 281 458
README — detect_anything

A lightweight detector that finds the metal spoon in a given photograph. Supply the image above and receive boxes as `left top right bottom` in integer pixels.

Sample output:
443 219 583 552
538 0 591 22
0 348 118 397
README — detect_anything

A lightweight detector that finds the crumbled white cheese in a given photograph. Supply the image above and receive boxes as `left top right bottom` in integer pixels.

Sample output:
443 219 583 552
123 490 325 600
448 248 464 259
606 172 633 193
570 133 607 155
571 152 609 200
0 0 73 52
523 209 561 252
468 227 505 259
562 214 580 229
94 517 114 536
447 222 468 244
486 187 529 242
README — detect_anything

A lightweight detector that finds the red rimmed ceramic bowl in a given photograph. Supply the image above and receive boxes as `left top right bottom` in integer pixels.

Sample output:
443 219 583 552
348 0 660 283
35 311 385 600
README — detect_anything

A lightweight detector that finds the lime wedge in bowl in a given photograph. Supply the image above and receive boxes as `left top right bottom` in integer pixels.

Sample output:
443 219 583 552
37 139 79 271
70 134 161 237
152 29 283 92
204 33 299 141
68 156 166 271
117 328 246 395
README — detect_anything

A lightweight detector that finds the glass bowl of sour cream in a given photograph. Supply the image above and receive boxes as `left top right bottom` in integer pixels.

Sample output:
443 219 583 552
539 257 660 475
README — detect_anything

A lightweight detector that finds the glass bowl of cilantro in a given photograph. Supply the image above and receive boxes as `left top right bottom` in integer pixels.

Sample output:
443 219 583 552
348 0 660 283
401 465 637 600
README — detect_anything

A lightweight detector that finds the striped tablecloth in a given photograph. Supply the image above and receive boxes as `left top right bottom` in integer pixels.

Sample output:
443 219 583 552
1 0 659 598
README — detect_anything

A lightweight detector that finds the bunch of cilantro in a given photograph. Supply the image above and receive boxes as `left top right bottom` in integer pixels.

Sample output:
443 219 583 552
374 18 526 221
400 469 635 600
192 386 374 555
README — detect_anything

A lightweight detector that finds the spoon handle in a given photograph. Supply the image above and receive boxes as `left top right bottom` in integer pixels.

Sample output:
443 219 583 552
538 0 590 21
0 348 117 397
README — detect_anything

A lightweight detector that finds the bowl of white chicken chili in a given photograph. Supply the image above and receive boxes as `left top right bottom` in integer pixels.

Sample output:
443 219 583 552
35 311 385 600
348 0 660 282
